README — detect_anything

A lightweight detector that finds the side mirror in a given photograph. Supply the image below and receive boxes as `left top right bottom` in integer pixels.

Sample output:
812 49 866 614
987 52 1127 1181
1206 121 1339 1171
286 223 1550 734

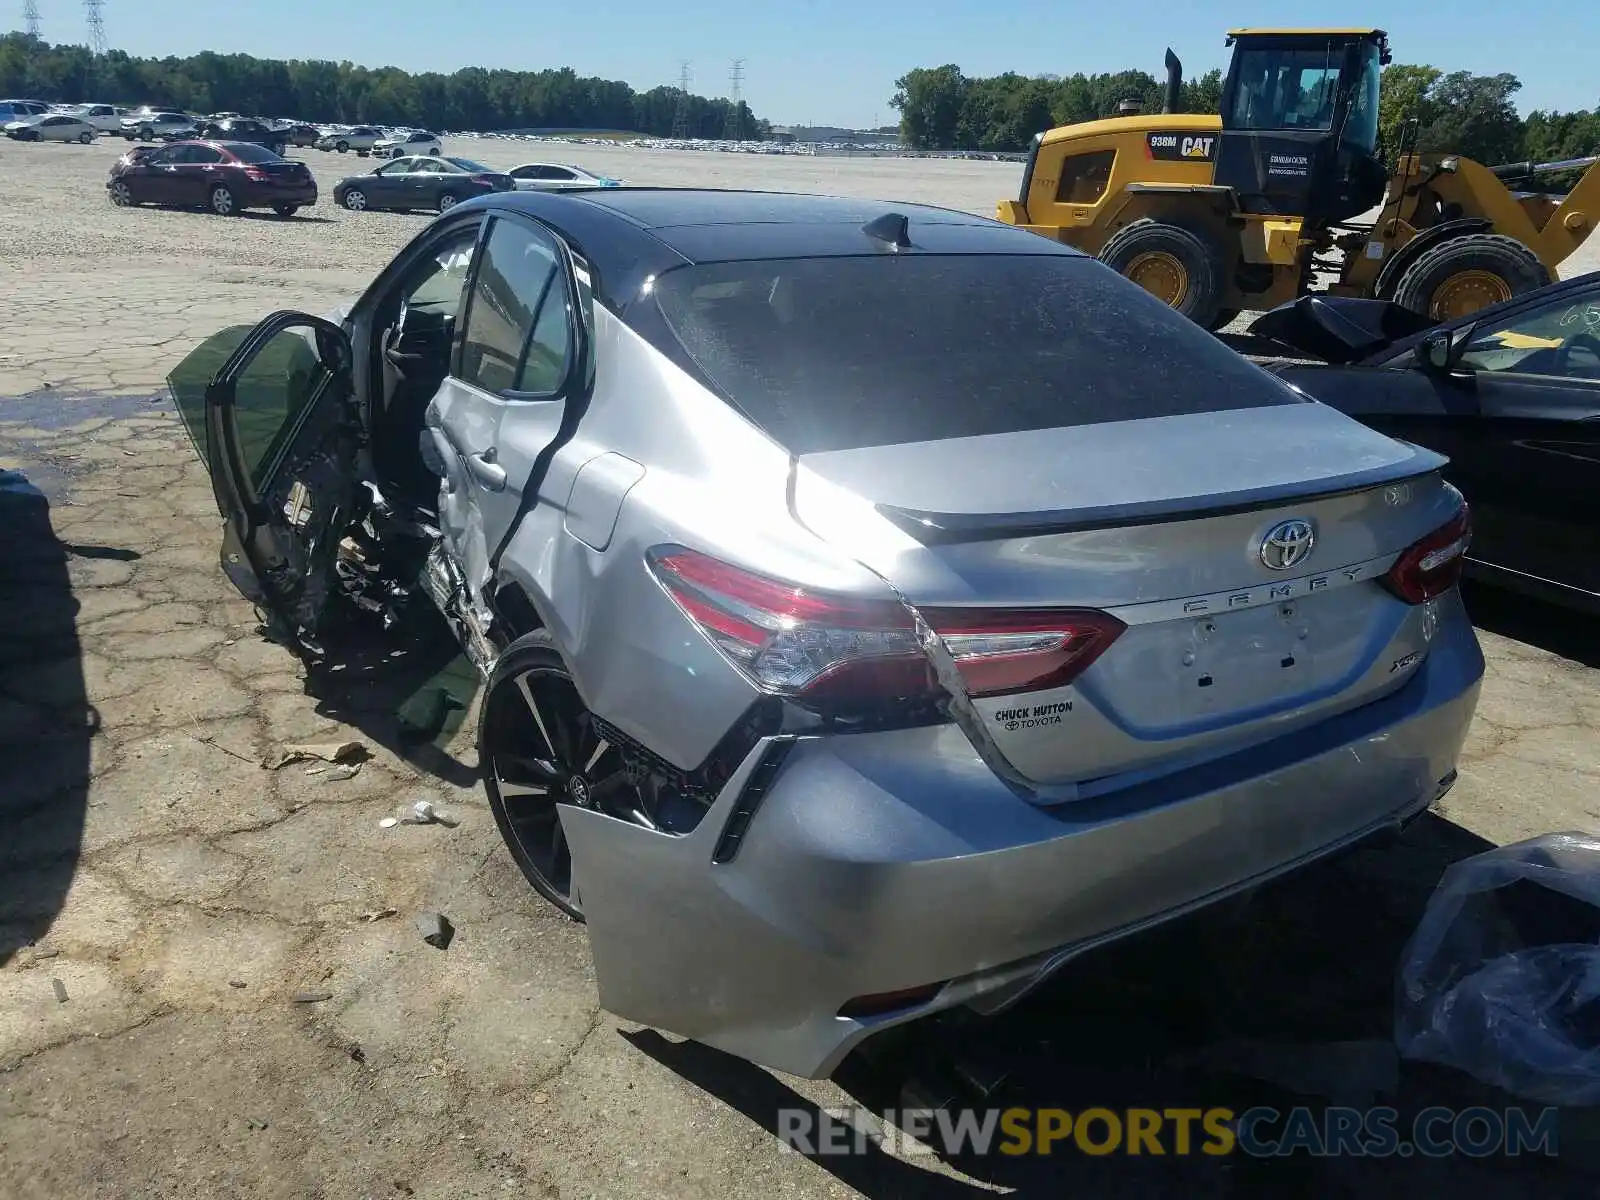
1414 329 1459 373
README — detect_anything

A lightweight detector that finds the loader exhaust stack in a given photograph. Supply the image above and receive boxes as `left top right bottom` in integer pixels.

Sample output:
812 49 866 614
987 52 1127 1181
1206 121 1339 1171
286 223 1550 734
1162 49 1182 114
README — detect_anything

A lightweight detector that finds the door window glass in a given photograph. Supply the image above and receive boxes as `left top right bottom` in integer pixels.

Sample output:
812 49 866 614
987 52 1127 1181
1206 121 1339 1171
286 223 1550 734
517 276 571 394
401 227 481 322
459 218 565 394
1458 294 1600 380
231 329 332 489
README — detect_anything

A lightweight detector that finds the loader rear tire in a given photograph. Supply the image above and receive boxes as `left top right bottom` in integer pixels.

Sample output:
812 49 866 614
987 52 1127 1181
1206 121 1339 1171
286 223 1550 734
1392 233 1550 322
1098 219 1226 328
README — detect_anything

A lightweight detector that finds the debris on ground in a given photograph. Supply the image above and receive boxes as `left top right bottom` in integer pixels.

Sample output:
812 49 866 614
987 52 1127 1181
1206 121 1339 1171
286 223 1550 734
378 817 399 829
228 980 247 989
261 740 367 771
321 763 362 782
50 978 69 1004
361 907 398 923
292 990 334 1004
29 943 60 962
415 912 455 950
402 799 459 828
1398 830 1600 1106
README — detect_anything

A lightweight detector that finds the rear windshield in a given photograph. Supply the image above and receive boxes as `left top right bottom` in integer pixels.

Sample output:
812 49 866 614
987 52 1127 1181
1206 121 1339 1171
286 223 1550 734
650 255 1300 455
446 157 490 173
226 142 283 163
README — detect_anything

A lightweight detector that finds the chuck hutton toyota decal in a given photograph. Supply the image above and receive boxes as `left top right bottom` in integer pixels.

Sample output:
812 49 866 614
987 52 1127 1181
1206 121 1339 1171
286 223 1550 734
1146 132 1216 162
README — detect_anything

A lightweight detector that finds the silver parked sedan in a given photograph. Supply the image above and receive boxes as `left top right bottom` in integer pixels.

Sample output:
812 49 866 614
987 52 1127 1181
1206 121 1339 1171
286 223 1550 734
166 189 1483 1079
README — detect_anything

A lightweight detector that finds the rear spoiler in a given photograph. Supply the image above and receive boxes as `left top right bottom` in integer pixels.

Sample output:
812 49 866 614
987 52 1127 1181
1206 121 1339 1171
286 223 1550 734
1247 294 1438 365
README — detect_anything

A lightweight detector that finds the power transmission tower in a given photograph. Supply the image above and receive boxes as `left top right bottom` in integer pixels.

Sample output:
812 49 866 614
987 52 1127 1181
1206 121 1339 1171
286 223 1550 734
85 0 108 56
726 59 745 141
83 0 108 91
670 60 692 139
22 0 40 38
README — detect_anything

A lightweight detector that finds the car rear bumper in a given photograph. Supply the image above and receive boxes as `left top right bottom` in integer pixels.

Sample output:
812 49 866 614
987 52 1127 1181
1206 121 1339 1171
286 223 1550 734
561 589 1483 1079
239 182 318 207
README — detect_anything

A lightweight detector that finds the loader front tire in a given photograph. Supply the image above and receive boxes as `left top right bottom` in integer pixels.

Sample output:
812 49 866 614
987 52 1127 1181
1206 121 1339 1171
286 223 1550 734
1098 219 1226 328
1392 233 1550 322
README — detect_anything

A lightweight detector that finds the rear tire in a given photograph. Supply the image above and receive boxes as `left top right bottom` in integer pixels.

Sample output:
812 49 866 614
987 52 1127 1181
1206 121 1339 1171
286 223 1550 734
1098 218 1227 328
335 140 349 153
1391 233 1550 322
1207 307 1242 332
273 204 299 218
210 185 237 216
78 130 93 144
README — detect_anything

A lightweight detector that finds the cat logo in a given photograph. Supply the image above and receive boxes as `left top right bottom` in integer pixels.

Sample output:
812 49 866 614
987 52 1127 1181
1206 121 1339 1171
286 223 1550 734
1145 132 1216 162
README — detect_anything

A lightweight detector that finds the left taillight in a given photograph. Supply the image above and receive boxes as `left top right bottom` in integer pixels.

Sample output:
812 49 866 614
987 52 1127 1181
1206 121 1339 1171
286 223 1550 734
645 546 1123 707
1382 505 1471 604
242 166 270 181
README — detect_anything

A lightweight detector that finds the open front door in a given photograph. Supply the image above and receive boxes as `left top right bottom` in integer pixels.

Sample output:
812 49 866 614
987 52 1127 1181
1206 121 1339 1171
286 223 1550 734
166 310 360 657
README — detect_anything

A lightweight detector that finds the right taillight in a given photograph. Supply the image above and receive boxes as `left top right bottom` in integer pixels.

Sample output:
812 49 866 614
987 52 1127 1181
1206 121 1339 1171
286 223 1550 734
646 546 1123 708
1382 505 1471 604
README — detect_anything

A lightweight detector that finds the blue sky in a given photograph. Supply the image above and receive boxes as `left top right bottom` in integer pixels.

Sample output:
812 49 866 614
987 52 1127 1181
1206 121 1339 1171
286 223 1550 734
31 1 1600 128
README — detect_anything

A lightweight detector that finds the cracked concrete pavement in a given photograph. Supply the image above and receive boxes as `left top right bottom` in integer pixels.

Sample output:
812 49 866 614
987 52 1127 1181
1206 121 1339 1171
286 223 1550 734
2 138 1600 1198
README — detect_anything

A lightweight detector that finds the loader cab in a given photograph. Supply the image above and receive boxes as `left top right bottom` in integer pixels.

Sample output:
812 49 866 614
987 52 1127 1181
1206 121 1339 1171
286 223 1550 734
1216 28 1390 226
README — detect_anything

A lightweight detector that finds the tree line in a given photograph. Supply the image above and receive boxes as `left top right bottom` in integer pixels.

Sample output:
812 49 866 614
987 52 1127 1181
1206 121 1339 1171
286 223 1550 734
891 61 1599 172
0 34 770 138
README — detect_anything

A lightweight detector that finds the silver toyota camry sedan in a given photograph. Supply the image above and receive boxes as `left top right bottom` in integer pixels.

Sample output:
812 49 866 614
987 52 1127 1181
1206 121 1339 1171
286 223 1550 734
168 187 1484 1079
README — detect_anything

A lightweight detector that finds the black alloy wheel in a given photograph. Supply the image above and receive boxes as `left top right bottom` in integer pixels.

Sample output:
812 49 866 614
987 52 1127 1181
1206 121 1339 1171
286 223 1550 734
481 631 657 922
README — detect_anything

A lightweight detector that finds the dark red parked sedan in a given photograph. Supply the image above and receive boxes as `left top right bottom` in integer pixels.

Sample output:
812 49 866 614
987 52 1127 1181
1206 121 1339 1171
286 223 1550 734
107 140 318 217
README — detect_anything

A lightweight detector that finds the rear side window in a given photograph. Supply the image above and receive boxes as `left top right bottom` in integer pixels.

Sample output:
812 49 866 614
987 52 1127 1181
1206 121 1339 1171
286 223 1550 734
458 217 566 395
226 142 282 163
650 255 1300 455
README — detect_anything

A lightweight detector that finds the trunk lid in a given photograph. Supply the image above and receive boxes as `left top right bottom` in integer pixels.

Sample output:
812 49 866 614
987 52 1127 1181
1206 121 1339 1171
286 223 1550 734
790 403 1456 789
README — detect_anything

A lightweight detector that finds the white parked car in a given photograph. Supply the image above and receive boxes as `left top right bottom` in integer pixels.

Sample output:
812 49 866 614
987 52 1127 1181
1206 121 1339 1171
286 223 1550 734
68 103 127 133
5 114 97 143
120 111 199 141
315 125 384 154
507 162 625 190
373 130 441 158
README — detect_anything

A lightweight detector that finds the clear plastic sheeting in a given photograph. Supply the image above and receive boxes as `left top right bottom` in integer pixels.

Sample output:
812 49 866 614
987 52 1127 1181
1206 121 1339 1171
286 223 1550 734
1397 831 1600 1105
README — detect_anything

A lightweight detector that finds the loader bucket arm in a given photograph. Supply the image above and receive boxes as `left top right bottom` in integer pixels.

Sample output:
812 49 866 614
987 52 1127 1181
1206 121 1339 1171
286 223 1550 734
1429 155 1599 276
1543 159 1600 267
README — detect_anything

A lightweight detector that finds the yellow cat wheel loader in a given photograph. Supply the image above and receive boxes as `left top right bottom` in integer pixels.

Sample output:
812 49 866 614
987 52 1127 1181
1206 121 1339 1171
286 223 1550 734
995 28 1600 328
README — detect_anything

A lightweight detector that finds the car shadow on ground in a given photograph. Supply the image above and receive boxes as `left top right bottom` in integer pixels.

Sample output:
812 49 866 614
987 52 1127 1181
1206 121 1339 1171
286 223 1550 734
0 472 95 967
290 606 481 787
1462 582 1600 669
628 814 1596 1195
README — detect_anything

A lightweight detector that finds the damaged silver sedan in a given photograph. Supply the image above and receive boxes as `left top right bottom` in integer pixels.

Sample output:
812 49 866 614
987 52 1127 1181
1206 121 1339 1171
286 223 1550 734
167 188 1484 1078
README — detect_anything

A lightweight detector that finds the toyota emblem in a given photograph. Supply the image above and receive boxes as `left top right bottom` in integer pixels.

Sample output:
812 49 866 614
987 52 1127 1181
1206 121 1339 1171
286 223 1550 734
1259 519 1315 571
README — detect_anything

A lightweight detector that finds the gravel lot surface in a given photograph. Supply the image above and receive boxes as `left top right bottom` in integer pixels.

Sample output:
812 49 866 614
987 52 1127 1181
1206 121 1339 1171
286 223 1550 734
2 136 1599 1198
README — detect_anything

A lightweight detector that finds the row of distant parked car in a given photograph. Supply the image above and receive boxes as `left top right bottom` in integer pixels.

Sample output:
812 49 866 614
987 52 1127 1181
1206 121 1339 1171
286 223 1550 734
105 136 625 218
1 98 451 160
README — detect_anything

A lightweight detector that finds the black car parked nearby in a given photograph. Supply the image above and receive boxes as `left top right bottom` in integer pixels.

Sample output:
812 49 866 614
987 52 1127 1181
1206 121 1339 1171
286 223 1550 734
332 155 514 214
193 117 287 156
1251 272 1600 614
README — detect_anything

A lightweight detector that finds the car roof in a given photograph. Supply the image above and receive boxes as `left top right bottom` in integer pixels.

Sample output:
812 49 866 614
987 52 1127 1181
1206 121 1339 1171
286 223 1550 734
455 187 1086 315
